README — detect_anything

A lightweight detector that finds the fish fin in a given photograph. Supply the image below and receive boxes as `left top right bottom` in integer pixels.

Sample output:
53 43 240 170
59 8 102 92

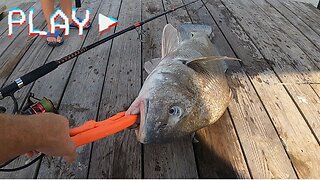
186 56 241 64
162 24 179 58
178 23 214 41
144 58 161 74
186 56 241 75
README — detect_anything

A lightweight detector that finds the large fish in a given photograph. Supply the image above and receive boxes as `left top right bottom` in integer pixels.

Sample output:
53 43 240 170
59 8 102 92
126 23 238 144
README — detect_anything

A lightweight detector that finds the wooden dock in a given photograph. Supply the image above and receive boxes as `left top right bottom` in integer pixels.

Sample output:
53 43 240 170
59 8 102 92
0 0 319 178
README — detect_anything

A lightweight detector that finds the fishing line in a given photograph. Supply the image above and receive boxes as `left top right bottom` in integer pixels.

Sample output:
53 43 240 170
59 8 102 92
0 0 199 101
0 0 199 172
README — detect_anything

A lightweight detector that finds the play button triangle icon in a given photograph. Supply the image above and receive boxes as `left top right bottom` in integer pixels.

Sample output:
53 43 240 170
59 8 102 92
98 14 118 33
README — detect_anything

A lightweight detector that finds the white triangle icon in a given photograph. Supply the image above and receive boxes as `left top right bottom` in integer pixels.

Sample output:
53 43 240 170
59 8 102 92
99 14 118 33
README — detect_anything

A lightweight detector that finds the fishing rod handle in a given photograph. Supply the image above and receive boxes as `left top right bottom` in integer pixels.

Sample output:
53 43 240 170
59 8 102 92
0 61 59 100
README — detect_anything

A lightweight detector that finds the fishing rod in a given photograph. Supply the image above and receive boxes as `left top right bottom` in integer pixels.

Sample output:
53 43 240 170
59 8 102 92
0 0 198 103
0 0 199 172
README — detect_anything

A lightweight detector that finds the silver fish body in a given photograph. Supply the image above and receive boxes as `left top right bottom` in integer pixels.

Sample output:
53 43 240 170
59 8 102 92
127 24 234 144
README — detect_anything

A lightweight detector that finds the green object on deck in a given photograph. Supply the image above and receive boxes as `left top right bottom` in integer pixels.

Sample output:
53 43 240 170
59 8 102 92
39 98 55 113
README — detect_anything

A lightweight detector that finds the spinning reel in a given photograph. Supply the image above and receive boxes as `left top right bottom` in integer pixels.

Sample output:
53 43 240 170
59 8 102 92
0 0 198 172
0 93 57 115
0 93 57 172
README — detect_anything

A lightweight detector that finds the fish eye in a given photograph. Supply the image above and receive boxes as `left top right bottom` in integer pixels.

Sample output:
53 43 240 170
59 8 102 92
169 106 183 117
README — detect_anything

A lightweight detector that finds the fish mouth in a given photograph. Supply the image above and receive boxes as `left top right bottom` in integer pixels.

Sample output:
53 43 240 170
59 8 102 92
135 99 149 143
126 98 150 143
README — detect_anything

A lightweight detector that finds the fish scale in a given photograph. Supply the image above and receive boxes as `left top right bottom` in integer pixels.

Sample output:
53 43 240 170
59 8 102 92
126 23 238 143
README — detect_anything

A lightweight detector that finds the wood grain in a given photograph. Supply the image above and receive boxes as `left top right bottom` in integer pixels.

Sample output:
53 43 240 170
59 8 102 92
88 0 142 178
205 0 303 178
0 2 44 86
0 1 63 178
279 0 320 36
220 0 320 177
182 0 251 178
0 0 319 178
290 0 320 26
248 0 320 146
0 5 5 15
35 0 103 177
187 0 297 178
0 2 36 36
265 0 320 50
246 0 320 99
141 0 198 178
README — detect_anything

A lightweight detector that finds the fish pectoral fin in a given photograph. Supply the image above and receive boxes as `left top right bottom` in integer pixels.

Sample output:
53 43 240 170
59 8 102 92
186 56 241 73
186 56 241 64
144 58 161 74
162 24 179 58
186 56 241 74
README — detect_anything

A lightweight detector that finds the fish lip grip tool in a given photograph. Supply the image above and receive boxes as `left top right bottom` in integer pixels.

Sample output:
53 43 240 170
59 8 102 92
70 112 138 147
0 111 138 172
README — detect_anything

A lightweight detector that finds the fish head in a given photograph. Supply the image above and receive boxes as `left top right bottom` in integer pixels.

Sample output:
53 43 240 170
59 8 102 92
126 24 235 144
127 62 201 143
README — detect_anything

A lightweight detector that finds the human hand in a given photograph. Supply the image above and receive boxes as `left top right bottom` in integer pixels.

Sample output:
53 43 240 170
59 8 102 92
26 113 76 163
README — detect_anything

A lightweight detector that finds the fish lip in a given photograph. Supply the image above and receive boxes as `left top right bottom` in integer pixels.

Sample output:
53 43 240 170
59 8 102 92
136 99 149 143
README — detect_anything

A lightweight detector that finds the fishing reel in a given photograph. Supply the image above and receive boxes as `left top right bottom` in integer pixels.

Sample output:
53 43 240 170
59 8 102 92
0 93 57 172
21 93 57 115
0 93 57 115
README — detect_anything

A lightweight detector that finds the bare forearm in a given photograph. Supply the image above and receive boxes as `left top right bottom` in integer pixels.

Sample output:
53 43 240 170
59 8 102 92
0 114 42 164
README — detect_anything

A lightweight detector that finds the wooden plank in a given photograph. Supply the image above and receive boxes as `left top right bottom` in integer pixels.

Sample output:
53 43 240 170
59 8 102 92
234 0 320 82
0 0 99 178
185 0 297 178
193 112 250 178
87 0 142 178
140 0 198 178
258 0 320 61
0 1 64 116
182 0 251 178
0 2 46 87
303 1 320 15
0 4 60 180
0 1 91 179
248 0 320 143
291 0 320 24
220 0 320 178
279 0 320 36
223 0 320 134
0 2 35 36
265 0 320 52
138 1 198 178
31 0 101 178
0 5 6 23
228 69 299 179
246 0 320 98
204 0 301 178
0 5 5 14
0 2 42 58
37 0 122 178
